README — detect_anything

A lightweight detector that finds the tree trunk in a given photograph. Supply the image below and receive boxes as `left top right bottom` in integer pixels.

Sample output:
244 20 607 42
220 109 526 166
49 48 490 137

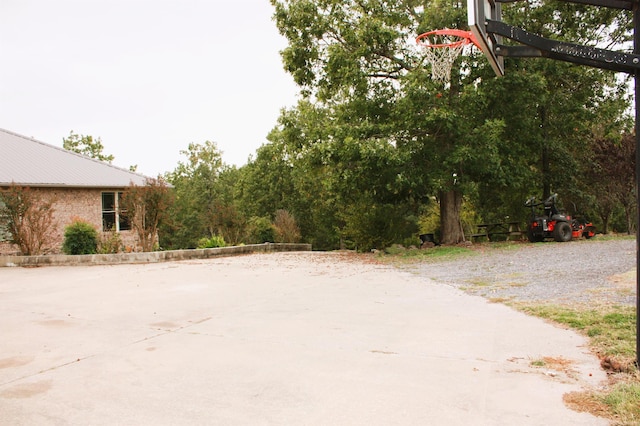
624 202 636 235
439 189 465 245
600 211 610 235
539 106 551 199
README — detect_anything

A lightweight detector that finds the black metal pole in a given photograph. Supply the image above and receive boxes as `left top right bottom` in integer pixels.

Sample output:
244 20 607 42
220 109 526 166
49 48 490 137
635 1 640 368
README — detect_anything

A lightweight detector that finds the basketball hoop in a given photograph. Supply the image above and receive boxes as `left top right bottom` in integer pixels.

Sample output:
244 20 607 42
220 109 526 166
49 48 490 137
416 29 480 84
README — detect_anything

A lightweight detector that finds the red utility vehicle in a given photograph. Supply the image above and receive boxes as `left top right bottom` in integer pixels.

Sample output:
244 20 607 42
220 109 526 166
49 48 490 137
524 194 596 242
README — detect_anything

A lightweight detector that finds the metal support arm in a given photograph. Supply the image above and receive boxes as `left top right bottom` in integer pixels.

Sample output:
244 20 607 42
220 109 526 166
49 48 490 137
496 0 633 10
487 20 640 75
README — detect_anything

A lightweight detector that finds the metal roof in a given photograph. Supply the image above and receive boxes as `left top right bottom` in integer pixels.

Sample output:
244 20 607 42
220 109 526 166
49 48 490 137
0 128 150 188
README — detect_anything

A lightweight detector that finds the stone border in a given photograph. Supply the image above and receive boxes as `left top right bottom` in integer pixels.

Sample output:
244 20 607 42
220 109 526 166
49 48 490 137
0 243 312 268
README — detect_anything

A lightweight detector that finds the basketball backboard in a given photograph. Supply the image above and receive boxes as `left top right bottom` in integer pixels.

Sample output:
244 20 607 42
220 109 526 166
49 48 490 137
468 0 504 76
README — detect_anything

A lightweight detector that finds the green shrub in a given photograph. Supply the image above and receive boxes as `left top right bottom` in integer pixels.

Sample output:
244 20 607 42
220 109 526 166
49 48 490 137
63 220 98 255
197 235 226 249
98 230 123 254
249 216 275 243
341 200 417 252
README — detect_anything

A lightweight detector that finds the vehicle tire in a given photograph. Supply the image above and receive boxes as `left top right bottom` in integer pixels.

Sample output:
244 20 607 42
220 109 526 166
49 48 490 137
553 221 572 242
527 221 545 243
527 229 543 242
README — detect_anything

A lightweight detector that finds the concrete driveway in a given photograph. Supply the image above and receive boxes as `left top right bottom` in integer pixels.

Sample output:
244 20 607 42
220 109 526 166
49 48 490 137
0 252 608 425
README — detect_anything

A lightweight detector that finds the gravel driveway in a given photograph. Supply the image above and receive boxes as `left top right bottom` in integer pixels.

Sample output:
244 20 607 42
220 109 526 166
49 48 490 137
404 238 637 306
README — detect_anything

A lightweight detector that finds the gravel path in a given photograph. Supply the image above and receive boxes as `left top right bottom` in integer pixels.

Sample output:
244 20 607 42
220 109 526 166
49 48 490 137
404 238 637 306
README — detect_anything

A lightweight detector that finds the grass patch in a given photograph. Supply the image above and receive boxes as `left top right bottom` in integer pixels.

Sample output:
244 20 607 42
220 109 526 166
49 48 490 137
466 278 491 287
377 245 476 263
513 303 638 423
377 240 532 265
531 359 546 367
593 233 636 242
600 381 640 423
515 304 636 360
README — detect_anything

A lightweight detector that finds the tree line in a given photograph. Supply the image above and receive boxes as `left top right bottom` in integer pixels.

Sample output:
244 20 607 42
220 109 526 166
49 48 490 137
165 0 632 251
3 1 635 253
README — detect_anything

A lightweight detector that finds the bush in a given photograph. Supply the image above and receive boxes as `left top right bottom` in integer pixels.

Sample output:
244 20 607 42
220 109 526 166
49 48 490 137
341 200 418 252
0 185 57 255
63 220 98 255
249 216 275 243
98 230 123 254
197 235 226 248
273 209 301 243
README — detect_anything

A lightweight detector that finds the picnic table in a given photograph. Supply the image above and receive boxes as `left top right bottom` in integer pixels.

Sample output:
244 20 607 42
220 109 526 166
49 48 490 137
468 222 523 242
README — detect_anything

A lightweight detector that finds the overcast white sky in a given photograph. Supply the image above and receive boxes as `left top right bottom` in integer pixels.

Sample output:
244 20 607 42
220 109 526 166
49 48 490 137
1 0 300 176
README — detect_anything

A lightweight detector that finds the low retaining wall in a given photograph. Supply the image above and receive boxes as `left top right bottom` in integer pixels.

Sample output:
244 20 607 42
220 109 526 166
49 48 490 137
0 243 312 268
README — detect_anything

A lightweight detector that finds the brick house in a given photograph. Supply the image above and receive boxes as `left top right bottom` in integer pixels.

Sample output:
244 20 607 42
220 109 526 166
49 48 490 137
0 128 152 255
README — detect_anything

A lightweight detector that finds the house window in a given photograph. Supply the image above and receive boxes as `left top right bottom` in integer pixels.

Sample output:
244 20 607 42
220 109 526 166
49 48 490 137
102 192 130 231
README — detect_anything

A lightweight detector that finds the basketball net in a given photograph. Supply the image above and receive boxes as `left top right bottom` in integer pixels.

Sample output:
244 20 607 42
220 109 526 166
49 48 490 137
416 30 479 84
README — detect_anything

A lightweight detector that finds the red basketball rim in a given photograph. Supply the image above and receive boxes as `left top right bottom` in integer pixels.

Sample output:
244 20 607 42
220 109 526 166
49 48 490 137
416 29 480 49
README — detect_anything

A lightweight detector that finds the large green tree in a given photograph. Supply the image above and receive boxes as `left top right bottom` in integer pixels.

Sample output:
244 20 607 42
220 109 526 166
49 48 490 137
162 141 225 249
472 0 633 223
238 137 297 221
268 0 631 245
277 100 417 249
271 0 510 244
239 98 420 250
238 102 337 249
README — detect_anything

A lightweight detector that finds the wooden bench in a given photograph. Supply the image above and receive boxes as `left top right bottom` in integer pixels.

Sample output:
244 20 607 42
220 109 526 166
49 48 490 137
467 222 523 242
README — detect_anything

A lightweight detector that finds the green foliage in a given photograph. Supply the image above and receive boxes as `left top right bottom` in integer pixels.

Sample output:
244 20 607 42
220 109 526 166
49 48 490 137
163 141 225 249
63 130 114 163
601 382 640 421
341 199 419 252
271 0 523 244
237 127 300 227
518 302 638 423
419 197 482 240
518 305 636 359
209 167 248 245
197 235 226 249
154 1 632 254
466 1 631 222
418 202 441 236
249 216 276 244
581 132 635 234
63 220 98 255
98 230 123 254
376 245 476 263
530 359 546 367
272 0 417 99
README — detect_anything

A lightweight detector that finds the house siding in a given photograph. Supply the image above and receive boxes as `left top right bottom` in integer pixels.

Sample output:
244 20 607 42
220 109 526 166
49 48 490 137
0 187 138 255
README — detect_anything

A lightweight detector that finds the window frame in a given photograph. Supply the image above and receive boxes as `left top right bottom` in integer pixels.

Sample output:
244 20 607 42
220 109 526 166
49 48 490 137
102 191 131 232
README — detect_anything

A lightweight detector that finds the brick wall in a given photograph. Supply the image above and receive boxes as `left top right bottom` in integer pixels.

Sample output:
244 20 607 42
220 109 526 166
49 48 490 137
0 187 140 255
